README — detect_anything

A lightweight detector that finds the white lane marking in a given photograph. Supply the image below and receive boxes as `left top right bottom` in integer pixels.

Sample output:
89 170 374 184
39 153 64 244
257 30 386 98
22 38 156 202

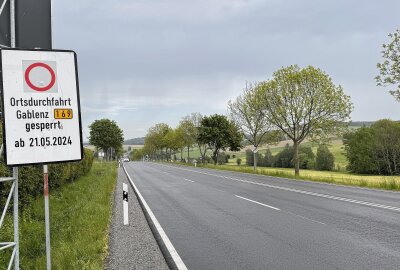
286 211 326 225
155 163 400 213
123 164 188 270
235 195 280 211
183 178 195 183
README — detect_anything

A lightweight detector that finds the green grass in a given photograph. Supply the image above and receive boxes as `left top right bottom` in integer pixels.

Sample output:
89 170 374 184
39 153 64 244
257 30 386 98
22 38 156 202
185 139 348 170
0 162 117 269
176 162 400 191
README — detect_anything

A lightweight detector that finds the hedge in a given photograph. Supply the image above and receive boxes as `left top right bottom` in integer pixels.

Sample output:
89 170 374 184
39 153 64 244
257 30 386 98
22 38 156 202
0 148 94 209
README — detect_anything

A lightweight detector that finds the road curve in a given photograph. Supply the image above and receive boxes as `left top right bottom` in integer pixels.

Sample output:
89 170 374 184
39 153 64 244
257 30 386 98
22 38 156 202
124 162 400 270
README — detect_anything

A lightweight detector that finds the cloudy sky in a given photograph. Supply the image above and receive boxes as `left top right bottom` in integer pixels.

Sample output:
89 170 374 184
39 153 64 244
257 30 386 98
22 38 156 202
53 0 400 140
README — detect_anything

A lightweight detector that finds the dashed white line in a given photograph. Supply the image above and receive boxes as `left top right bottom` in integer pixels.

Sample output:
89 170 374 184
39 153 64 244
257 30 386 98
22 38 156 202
156 163 400 213
235 195 281 211
183 178 195 183
286 211 326 225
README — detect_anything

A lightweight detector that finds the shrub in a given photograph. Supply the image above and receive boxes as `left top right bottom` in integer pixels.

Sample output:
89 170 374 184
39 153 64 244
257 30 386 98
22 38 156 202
0 148 94 210
245 149 263 166
217 152 228 165
315 144 335 171
274 144 315 169
259 149 274 167
236 158 242 165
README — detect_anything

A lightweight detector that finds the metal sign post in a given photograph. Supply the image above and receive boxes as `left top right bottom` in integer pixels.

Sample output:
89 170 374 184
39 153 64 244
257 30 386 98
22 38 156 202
43 165 51 269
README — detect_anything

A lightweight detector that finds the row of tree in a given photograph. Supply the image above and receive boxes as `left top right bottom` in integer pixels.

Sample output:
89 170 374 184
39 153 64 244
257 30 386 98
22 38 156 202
140 65 353 175
141 113 242 165
245 144 334 171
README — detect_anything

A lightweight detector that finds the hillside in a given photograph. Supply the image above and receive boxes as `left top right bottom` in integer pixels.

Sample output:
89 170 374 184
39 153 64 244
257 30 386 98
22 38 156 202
123 137 145 145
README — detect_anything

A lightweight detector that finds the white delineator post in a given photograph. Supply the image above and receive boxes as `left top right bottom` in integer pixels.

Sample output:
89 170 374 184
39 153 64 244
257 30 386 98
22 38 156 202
43 165 51 269
123 183 129 225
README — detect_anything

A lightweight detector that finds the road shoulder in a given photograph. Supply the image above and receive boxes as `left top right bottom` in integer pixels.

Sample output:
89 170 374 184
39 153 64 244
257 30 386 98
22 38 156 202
106 166 169 270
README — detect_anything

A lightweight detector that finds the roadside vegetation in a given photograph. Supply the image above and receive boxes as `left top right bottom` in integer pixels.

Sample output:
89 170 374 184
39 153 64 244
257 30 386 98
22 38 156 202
0 161 116 269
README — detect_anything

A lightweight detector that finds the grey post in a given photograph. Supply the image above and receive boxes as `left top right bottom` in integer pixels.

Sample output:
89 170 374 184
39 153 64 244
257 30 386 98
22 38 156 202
43 164 51 269
11 0 19 269
13 167 19 269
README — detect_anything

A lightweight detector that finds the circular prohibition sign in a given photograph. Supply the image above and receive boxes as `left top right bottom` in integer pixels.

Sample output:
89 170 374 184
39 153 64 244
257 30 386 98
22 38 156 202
24 62 56 92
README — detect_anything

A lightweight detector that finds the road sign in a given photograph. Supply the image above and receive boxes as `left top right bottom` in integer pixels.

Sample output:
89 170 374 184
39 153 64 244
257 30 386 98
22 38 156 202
0 48 83 166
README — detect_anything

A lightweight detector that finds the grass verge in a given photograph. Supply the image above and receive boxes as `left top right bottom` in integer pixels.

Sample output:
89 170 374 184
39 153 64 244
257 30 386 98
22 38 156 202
172 162 400 191
0 161 117 270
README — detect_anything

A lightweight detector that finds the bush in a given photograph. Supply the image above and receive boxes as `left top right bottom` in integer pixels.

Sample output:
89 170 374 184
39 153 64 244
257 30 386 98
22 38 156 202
245 149 263 166
217 152 228 165
0 148 94 210
259 149 274 167
315 144 335 171
236 158 242 165
274 144 315 169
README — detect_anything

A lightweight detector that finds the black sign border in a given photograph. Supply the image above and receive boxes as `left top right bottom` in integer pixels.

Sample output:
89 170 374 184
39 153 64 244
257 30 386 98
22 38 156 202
0 48 84 166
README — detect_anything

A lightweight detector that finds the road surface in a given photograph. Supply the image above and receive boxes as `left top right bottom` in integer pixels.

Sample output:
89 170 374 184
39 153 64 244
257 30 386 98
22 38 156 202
124 162 400 270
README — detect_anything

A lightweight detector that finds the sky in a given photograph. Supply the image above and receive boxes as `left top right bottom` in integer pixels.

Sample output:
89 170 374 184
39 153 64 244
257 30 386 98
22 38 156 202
53 0 400 140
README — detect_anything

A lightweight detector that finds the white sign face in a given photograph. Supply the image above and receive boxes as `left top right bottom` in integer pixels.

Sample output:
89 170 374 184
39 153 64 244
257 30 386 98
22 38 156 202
1 49 83 166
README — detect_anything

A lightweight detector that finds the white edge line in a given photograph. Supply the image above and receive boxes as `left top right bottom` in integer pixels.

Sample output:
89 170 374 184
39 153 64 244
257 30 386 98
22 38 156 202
123 164 188 270
235 195 280 211
183 178 195 183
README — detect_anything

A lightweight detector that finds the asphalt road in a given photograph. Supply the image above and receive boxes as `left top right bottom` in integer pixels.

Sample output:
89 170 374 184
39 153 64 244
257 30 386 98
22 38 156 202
124 162 400 270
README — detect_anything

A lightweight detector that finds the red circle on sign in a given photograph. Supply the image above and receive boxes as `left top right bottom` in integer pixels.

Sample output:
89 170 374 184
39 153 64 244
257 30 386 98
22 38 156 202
24 62 56 92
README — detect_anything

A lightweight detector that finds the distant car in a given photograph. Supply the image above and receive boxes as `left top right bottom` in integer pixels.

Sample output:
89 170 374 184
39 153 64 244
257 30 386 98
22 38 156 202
123 158 130 162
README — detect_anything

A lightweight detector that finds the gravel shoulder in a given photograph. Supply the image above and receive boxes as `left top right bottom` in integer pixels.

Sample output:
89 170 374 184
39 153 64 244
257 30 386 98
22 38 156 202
106 166 169 270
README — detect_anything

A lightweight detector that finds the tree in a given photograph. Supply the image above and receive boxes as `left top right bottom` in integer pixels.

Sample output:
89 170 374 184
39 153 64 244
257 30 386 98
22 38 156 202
177 117 197 162
198 114 242 165
343 120 400 175
343 127 377 174
315 144 334 171
182 113 208 163
89 119 124 161
144 123 171 160
259 65 352 176
173 126 186 160
228 82 276 172
273 144 315 169
131 148 144 161
376 29 400 101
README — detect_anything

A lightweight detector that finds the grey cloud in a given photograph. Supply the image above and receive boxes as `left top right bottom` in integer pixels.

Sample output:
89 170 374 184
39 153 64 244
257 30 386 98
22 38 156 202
53 0 400 138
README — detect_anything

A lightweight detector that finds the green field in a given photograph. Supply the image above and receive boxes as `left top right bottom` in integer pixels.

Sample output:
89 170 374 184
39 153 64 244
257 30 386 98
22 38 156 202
0 162 117 269
182 139 348 170
175 162 400 191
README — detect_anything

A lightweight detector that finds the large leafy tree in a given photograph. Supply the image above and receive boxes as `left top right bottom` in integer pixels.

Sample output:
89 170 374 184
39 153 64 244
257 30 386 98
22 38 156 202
89 119 124 160
228 82 277 172
376 29 400 100
144 123 171 160
177 118 197 162
259 65 352 176
187 112 209 163
198 114 242 165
